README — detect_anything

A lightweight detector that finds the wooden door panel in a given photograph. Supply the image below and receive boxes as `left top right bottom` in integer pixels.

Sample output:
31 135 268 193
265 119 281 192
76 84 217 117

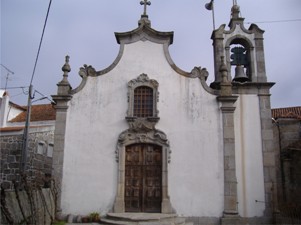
125 144 162 212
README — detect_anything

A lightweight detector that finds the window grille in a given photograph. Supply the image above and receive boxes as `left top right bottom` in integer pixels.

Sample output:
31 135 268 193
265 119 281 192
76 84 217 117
134 86 153 117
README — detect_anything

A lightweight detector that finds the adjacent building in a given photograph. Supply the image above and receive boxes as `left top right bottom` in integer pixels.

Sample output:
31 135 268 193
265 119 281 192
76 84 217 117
0 91 55 190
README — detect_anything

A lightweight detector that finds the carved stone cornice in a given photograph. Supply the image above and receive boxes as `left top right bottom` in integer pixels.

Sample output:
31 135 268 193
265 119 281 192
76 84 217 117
128 73 158 88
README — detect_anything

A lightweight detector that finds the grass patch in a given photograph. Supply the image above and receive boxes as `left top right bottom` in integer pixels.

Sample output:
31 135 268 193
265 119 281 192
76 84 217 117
51 221 66 225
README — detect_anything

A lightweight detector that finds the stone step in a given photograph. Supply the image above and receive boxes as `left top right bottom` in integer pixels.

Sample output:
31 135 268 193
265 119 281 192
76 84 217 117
101 213 191 225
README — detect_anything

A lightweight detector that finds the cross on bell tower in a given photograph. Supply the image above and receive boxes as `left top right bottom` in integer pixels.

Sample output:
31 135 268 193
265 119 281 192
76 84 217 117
140 0 151 16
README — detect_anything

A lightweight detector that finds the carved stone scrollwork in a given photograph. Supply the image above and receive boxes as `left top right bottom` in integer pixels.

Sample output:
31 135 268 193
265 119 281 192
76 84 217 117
190 66 209 80
127 117 155 132
116 128 171 163
127 73 158 88
79 64 96 77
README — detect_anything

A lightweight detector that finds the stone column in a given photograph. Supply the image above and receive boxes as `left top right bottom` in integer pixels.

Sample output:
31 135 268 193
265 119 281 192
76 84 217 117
217 57 240 224
218 96 239 216
51 56 72 215
250 25 267 82
258 89 278 217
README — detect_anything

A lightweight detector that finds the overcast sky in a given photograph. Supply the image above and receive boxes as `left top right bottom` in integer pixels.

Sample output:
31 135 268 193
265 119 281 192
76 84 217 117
1 0 300 108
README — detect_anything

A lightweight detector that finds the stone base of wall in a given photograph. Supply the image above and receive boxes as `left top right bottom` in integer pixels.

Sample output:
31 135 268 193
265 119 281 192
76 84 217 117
186 216 273 225
186 217 220 225
0 188 55 225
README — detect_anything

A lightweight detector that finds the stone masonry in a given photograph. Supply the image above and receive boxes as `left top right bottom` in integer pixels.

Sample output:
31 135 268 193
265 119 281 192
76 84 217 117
0 129 54 190
273 117 301 206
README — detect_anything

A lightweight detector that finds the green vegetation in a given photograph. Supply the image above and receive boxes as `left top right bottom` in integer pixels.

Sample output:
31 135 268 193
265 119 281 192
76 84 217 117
89 212 100 222
51 221 66 225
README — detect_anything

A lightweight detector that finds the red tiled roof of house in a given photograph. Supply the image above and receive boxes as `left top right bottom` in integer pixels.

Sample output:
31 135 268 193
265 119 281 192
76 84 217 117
0 126 24 132
0 125 53 132
9 104 56 122
1 90 26 111
272 106 301 120
9 101 26 111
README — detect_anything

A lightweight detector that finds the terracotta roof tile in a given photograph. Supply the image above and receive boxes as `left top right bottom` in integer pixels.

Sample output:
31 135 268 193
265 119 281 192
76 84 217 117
10 104 56 122
10 101 26 111
272 106 301 120
0 126 24 132
0 125 52 132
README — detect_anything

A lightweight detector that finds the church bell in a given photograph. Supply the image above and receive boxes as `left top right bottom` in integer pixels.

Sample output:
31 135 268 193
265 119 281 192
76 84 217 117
233 65 249 82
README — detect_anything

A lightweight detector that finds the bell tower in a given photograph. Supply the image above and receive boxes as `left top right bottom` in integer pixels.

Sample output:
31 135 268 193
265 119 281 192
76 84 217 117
211 2 267 88
213 2 277 222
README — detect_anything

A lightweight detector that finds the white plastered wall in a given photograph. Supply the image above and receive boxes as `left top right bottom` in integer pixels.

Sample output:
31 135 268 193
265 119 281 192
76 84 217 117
61 40 223 216
235 94 265 217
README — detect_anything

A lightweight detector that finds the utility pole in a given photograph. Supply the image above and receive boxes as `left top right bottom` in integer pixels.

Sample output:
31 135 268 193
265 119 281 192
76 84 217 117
21 84 33 172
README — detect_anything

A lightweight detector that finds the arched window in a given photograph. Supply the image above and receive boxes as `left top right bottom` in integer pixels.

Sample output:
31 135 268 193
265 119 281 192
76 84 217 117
127 74 159 120
134 86 153 117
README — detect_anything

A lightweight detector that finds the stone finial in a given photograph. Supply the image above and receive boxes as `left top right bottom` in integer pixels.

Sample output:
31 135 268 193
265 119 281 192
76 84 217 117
219 56 233 96
57 55 72 95
62 55 71 72
228 1 244 29
231 3 240 19
60 55 71 84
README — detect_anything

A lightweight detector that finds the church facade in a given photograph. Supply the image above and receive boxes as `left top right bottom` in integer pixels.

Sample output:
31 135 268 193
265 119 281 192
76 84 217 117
52 3 276 225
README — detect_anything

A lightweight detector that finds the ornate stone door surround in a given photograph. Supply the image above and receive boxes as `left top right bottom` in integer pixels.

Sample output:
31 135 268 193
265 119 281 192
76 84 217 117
113 74 173 213
114 126 172 213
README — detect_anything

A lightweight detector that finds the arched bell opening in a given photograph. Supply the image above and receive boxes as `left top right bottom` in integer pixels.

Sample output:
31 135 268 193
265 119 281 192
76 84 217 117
226 37 254 82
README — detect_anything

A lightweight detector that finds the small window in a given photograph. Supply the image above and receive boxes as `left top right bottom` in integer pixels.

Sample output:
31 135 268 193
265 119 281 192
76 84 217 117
134 86 153 117
47 143 54 157
37 142 45 155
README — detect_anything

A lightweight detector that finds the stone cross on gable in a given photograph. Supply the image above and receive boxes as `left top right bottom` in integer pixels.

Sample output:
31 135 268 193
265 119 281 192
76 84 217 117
140 0 151 16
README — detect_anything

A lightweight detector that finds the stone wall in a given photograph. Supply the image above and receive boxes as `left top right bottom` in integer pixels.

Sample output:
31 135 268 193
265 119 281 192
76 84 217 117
274 118 301 149
0 188 55 225
273 118 301 206
0 128 54 190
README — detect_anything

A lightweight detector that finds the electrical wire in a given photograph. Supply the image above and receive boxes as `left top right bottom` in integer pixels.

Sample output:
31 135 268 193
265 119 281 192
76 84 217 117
32 88 56 104
11 92 25 98
245 19 301 24
1 86 29 90
29 0 52 85
34 89 46 98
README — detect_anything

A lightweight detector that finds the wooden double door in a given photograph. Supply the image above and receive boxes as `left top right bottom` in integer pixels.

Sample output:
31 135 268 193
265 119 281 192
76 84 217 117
125 144 162 213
